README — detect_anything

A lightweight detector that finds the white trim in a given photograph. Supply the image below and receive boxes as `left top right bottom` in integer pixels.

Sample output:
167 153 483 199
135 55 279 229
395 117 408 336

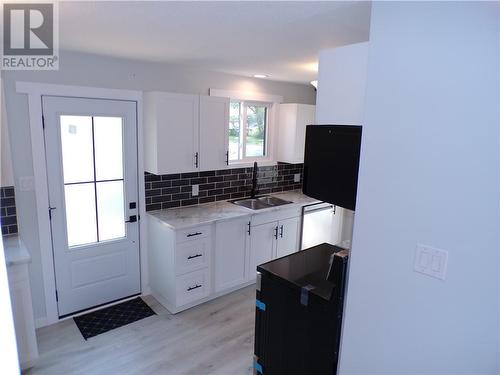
209 88 283 103
16 82 145 327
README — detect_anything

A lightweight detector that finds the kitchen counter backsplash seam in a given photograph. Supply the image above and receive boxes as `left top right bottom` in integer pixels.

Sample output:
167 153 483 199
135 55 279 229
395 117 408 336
144 163 303 212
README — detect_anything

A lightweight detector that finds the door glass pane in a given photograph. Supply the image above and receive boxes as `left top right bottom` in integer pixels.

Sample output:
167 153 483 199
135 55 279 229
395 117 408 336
94 117 124 181
229 102 241 161
96 181 125 241
60 116 94 183
64 183 97 247
245 105 266 157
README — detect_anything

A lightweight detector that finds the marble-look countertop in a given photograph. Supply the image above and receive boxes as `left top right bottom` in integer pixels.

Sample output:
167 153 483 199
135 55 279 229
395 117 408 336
148 190 320 230
3 235 31 267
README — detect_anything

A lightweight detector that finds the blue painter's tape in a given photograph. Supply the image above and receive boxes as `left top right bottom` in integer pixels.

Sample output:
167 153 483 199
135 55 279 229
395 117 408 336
254 360 263 374
256 299 266 311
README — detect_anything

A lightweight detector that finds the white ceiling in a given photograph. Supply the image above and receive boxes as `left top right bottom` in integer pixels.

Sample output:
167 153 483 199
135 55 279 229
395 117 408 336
59 1 371 84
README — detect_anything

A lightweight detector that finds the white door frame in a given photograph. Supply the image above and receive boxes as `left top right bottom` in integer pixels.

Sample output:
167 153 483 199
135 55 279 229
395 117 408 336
16 81 148 327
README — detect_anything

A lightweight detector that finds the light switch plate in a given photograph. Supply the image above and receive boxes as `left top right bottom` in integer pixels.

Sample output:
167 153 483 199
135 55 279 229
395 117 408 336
192 184 199 197
19 176 35 191
294 173 300 183
414 244 448 280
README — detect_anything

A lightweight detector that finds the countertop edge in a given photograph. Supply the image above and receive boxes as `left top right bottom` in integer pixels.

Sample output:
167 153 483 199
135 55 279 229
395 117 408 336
3 235 32 267
147 191 321 230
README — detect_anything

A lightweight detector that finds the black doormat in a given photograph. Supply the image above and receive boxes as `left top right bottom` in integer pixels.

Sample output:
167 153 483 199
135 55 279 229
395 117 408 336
73 297 156 340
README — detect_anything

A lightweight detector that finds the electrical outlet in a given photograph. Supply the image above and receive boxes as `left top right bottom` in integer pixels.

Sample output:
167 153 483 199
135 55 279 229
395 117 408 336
19 176 35 191
414 244 448 280
294 173 301 183
192 184 199 197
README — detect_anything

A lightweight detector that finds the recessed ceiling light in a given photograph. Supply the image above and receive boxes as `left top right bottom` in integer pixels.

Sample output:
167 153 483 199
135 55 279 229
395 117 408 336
253 74 268 78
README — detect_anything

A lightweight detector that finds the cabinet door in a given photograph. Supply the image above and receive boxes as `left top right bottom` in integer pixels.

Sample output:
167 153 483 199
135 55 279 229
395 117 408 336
199 96 229 171
156 92 199 174
248 222 277 282
277 216 300 258
215 217 248 292
294 104 316 162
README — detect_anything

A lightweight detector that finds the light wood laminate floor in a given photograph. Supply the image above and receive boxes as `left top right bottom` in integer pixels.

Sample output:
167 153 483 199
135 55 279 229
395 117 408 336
25 286 256 375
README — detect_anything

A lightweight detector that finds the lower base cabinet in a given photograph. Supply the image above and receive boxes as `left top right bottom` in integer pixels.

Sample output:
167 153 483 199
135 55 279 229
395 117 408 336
248 215 301 282
148 207 302 314
8 263 38 370
214 218 249 293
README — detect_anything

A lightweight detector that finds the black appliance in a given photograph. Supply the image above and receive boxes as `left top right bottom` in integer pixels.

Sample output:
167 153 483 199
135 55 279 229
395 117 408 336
303 125 362 211
254 243 349 375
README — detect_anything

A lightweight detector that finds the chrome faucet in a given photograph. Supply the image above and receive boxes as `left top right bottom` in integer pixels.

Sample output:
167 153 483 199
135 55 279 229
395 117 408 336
250 161 258 198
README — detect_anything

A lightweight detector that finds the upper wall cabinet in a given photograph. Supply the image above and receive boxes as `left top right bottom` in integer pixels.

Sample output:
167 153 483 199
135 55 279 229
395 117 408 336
144 92 230 175
277 103 315 164
199 96 230 171
144 92 200 174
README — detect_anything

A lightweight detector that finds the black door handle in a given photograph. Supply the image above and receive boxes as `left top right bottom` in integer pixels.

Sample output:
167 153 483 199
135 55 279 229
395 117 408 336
274 226 278 240
125 215 137 223
225 151 229 165
187 284 202 292
187 254 203 260
280 225 284 238
195 152 199 168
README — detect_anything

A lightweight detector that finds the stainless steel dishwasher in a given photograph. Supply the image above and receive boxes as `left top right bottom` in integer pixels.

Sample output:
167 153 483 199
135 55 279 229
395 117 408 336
300 202 341 250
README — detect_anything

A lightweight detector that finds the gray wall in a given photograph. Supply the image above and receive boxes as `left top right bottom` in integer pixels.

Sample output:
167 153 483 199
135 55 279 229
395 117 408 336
1 50 316 320
339 2 499 374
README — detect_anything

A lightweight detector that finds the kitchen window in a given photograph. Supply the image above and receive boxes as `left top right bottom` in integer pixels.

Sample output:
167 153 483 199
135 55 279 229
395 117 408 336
229 101 269 162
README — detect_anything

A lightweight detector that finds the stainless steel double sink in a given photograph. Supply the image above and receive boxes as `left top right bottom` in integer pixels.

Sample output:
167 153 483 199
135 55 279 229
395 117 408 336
231 196 292 210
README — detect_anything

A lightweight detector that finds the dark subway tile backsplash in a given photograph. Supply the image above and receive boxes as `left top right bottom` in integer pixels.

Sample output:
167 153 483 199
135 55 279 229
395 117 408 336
1 186 18 236
144 163 303 211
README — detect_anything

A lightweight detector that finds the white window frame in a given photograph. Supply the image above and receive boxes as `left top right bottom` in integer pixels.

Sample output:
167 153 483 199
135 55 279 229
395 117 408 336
210 88 283 167
230 100 270 163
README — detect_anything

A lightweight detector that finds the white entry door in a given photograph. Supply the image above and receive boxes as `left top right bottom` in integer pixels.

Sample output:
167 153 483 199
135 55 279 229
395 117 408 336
42 96 140 317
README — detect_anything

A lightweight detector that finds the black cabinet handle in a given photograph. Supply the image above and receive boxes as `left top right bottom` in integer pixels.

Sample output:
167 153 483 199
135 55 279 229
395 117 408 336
195 152 199 168
187 232 202 237
247 221 251 235
187 254 202 260
187 284 202 292
280 225 284 238
274 226 278 240
225 151 229 166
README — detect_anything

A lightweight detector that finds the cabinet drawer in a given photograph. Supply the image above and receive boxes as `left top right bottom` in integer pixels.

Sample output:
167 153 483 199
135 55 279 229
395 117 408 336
176 225 211 243
176 268 210 307
176 238 210 275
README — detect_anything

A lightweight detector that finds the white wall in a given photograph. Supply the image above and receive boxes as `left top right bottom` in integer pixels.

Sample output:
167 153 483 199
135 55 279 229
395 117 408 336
315 42 368 125
339 2 500 374
315 42 369 245
1 82 14 187
0 50 315 321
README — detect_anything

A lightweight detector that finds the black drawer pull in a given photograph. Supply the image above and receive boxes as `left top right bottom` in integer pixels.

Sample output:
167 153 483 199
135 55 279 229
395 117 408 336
187 232 202 237
187 254 203 260
187 284 202 292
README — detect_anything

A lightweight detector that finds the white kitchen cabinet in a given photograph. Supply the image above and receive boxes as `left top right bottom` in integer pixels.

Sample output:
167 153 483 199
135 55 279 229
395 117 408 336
277 103 315 163
248 221 277 282
248 209 302 281
276 216 300 258
199 96 230 171
144 92 200 174
7 263 38 370
148 218 212 313
214 217 249 292
144 92 230 175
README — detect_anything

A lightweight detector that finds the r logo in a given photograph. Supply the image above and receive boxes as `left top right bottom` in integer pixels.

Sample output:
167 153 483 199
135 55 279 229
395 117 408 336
3 3 53 55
